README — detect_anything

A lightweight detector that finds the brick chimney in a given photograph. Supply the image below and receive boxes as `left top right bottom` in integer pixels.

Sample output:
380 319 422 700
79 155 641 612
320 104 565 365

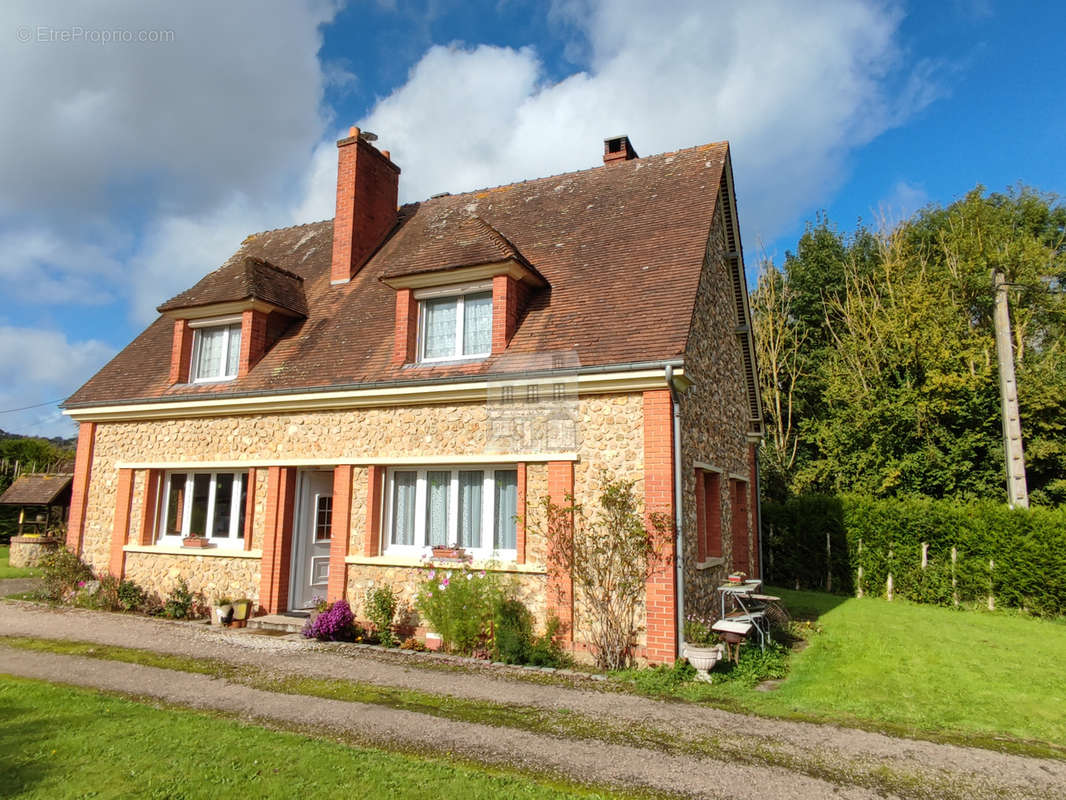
603 134 638 166
330 127 401 285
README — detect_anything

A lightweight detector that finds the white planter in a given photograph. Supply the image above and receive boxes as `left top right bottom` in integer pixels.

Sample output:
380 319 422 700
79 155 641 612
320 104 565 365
684 643 724 680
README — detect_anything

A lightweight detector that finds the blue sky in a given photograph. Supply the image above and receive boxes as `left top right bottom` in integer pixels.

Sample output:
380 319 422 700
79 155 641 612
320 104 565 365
0 0 1063 438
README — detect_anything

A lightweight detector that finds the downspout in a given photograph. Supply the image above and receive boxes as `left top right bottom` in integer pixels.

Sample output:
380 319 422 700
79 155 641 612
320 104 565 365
665 365 685 656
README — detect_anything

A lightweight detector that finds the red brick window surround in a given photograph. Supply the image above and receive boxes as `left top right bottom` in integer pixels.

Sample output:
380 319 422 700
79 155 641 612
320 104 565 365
695 468 722 563
730 477 750 575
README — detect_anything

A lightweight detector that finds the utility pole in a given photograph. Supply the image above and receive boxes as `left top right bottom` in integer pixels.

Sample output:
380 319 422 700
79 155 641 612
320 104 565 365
992 270 1029 508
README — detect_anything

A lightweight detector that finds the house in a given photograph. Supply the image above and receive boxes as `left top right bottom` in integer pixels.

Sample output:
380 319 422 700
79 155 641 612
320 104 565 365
62 130 763 664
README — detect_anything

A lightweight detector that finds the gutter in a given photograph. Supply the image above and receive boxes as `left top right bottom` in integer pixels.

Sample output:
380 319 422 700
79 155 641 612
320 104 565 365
665 364 685 657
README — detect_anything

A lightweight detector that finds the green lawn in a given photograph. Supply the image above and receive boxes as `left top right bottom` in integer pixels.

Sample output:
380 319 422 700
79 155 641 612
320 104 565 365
0 545 41 579
0 676 628 800
653 588 1066 753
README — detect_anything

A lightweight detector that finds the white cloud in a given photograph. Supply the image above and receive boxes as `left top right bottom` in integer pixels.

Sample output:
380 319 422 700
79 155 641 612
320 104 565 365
876 179 929 228
0 325 115 437
354 0 943 247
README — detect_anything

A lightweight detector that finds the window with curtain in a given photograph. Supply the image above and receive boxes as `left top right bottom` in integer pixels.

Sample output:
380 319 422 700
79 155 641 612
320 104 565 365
157 471 248 546
191 322 242 381
385 466 518 558
418 289 492 362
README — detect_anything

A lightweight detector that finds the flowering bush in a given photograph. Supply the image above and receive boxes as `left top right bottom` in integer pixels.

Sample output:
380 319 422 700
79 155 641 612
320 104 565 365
683 613 719 647
303 599 358 642
38 547 94 602
364 584 399 647
415 565 501 654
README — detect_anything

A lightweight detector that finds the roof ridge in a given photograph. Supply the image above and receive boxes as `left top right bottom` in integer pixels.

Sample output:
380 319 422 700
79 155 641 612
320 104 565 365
466 215 520 260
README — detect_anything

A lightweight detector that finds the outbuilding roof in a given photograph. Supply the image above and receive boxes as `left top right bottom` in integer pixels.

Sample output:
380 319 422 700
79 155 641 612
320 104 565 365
0 473 74 506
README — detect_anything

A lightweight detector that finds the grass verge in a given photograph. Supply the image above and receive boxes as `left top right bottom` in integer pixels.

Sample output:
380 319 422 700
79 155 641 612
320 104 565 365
0 545 41 580
0 674 646 800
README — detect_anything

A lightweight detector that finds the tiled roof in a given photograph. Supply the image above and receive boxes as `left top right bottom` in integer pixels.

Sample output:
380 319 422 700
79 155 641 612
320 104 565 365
0 473 73 506
66 142 729 406
157 255 308 316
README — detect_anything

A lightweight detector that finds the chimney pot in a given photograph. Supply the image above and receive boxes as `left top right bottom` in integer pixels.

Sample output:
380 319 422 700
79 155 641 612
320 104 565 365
382 150 390 160
603 134 638 165
349 126 360 139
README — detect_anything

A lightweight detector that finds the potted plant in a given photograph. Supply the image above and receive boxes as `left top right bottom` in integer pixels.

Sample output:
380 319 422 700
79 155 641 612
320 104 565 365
183 536 211 548
213 596 234 625
683 614 724 680
727 570 747 584
231 598 252 627
431 545 466 560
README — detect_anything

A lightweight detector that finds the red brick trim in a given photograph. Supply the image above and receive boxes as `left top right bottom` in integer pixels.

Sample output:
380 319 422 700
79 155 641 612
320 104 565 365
169 319 194 385
515 462 527 564
66 422 96 554
748 442 760 577
259 466 297 614
109 468 135 578
491 274 528 354
238 309 269 378
392 288 418 365
642 390 677 664
706 471 722 558
730 478 750 576
546 460 574 643
328 465 354 602
694 469 707 563
243 467 257 551
136 469 162 546
364 465 384 557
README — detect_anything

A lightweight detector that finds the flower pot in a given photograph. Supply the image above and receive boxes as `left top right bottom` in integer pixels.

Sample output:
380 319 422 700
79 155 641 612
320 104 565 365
684 643 724 672
183 536 211 548
431 546 466 560
214 604 234 625
231 599 252 621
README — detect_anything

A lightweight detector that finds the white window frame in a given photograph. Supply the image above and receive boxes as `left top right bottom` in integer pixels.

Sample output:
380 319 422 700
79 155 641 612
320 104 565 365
157 470 247 548
415 282 493 363
384 466 518 561
189 315 243 383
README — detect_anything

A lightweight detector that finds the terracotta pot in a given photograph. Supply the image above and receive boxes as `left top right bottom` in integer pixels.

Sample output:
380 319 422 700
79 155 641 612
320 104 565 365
431 546 465 560
182 537 211 548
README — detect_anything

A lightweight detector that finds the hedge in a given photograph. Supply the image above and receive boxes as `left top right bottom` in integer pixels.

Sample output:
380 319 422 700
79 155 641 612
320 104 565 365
762 495 1066 616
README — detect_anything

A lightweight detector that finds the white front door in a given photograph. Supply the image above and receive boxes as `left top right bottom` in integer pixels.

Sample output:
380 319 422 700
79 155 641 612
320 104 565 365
289 470 334 611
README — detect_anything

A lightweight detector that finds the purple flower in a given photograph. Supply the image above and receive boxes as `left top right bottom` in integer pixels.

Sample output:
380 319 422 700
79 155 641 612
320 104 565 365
427 569 436 579
302 599 355 642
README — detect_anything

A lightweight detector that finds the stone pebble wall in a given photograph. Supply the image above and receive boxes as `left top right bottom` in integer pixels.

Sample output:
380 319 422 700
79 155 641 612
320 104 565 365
79 395 646 646
679 200 755 617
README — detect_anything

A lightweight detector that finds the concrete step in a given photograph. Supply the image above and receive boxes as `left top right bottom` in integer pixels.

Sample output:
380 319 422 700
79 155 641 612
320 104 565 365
247 613 309 634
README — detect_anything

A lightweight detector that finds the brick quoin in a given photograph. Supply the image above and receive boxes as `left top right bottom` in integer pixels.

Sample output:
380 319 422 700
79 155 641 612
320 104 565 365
136 469 162 546
238 309 269 378
243 467 257 551
330 127 400 285
168 319 194 385
491 274 529 354
66 422 96 554
546 460 574 643
392 288 418 365
364 465 385 557
642 390 677 664
748 442 761 578
328 465 354 602
259 467 297 614
108 468 135 579
515 462 527 564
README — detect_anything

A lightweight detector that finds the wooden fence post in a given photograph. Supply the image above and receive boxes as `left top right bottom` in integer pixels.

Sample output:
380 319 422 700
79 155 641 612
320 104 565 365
887 547 894 601
988 559 995 611
856 538 864 598
921 542 928 569
826 529 832 593
951 547 958 607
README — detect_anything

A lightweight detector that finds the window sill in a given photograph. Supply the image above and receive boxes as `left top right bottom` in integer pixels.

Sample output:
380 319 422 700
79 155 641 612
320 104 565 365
696 557 726 570
123 544 262 559
345 554 546 575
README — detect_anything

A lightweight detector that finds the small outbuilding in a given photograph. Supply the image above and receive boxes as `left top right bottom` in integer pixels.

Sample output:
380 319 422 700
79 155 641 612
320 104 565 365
1 472 73 536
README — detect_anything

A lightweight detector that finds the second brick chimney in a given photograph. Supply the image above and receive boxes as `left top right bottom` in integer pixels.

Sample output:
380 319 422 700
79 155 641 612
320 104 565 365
603 134 638 166
330 127 401 285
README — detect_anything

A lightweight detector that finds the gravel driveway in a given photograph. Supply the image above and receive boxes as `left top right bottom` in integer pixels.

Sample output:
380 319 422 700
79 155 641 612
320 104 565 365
1 602 1062 799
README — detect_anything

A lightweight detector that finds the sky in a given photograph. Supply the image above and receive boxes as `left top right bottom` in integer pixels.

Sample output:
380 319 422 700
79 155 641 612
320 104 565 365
0 0 1063 438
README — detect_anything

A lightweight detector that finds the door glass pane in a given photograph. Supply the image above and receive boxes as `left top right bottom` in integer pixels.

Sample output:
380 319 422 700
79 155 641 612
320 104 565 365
225 324 242 377
493 470 518 550
164 474 187 537
391 471 416 545
194 327 225 378
211 473 234 538
462 292 492 355
422 297 457 358
315 495 333 541
188 474 211 536
457 470 483 548
425 470 450 546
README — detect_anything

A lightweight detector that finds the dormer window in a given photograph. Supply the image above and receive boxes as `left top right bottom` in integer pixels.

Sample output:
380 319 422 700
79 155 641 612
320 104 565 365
417 284 492 362
190 318 242 382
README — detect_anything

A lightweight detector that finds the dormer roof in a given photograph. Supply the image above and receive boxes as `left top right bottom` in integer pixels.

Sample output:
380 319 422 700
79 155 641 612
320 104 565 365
158 255 307 317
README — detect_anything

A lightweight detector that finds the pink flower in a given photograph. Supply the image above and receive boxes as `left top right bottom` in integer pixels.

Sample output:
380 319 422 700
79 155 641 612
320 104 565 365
442 576 450 586
427 569 436 579
478 570 487 578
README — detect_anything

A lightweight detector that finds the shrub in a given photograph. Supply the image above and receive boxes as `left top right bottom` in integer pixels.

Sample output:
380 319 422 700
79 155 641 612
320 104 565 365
535 475 673 670
303 599 358 642
162 578 201 620
493 598 533 664
415 565 501 655
38 547 94 602
683 613 719 647
117 579 147 612
364 585 399 647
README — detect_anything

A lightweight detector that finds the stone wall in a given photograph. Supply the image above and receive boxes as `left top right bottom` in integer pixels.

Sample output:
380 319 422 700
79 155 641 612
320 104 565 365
679 199 755 618
124 551 261 605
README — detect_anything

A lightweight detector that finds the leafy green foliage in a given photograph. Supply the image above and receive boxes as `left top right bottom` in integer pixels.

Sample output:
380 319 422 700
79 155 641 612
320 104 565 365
764 495 1066 615
415 565 502 654
363 584 399 647
38 547 94 602
116 579 148 612
492 600 568 667
754 186 1066 504
161 578 202 619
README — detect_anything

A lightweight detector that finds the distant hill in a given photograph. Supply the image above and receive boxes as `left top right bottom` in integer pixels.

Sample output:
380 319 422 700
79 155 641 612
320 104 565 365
0 429 77 452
